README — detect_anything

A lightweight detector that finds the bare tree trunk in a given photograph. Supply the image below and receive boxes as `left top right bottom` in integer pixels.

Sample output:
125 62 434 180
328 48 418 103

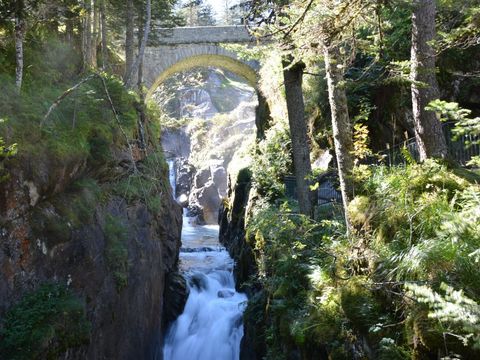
124 0 135 82
136 18 147 150
14 3 26 93
124 0 151 88
324 44 354 229
411 0 447 160
82 0 94 69
282 55 315 218
66 18 74 44
100 0 107 69
91 0 98 67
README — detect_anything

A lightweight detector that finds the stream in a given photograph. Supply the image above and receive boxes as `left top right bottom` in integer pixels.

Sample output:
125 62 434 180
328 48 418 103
163 160 247 360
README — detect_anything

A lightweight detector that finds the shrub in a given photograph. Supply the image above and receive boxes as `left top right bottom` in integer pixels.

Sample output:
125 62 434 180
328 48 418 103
0 283 90 360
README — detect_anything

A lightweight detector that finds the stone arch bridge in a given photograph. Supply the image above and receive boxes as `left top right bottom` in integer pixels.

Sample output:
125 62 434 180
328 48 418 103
144 25 259 97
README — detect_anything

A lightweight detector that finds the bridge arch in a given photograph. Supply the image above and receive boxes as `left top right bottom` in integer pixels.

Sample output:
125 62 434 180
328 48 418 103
143 26 259 97
145 53 258 98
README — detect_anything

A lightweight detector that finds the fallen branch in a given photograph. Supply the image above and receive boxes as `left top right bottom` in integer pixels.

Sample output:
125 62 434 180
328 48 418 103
41 73 96 126
41 72 138 173
97 74 138 173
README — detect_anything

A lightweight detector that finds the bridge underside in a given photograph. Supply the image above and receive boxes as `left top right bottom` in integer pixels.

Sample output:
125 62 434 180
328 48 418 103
144 43 259 97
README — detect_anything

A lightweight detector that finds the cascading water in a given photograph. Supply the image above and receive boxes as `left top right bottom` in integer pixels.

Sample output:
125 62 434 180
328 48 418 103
164 161 247 360
167 159 176 195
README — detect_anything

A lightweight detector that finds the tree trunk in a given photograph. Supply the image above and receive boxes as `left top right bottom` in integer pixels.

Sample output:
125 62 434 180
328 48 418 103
100 0 107 69
323 44 354 228
91 0 98 67
82 0 94 69
136 18 147 151
411 0 447 160
14 2 26 93
124 0 151 88
282 55 314 218
124 0 135 83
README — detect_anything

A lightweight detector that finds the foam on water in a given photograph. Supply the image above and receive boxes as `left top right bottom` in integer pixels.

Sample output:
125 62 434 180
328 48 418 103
163 161 247 360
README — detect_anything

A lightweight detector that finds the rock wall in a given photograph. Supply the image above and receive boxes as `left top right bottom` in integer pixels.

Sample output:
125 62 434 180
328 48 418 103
219 168 256 290
0 149 183 359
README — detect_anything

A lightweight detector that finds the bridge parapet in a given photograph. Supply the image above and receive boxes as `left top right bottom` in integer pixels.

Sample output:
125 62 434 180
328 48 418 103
152 25 255 45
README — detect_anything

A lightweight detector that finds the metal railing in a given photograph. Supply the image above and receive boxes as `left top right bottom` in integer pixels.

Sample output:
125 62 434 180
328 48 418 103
284 171 342 206
366 122 480 167
285 122 479 205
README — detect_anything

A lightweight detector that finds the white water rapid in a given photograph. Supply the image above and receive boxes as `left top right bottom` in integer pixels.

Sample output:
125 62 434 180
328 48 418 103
163 161 247 360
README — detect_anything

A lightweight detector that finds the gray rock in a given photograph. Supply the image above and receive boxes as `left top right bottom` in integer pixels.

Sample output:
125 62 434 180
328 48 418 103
189 181 222 225
217 289 235 298
164 272 189 325
194 167 211 188
211 165 227 197
175 158 196 199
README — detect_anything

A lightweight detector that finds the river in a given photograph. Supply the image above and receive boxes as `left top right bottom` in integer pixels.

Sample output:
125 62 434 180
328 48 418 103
163 160 247 360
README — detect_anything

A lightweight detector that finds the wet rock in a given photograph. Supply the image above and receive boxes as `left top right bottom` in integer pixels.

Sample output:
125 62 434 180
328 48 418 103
219 167 257 293
189 273 209 291
175 158 195 199
164 272 189 325
217 289 234 298
176 194 189 207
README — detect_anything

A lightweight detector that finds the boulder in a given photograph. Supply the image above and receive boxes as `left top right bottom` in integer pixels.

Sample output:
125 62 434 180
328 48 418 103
217 289 235 298
189 181 222 225
193 167 211 188
175 158 195 199
211 165 227 197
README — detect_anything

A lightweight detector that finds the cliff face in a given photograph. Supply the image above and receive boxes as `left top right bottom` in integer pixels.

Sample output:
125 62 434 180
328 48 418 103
0 147 182 359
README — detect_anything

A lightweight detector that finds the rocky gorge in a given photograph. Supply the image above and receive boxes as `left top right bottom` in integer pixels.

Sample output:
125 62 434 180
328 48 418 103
0 82 183 358
157 68 258 226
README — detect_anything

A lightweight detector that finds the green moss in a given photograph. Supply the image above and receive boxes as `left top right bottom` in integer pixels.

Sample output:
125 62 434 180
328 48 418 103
111 150 169 214
340 277 381 333
0 283 90 360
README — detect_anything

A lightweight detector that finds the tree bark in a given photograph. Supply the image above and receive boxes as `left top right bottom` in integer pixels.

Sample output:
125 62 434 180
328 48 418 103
14 1 26 93
82 0 94 69
411 0 447 160
324 44 354 228
100 0 107 69
124 0 135 83
124 0 151 88
92 0 98 67
282 55 315 218
136 17 147 151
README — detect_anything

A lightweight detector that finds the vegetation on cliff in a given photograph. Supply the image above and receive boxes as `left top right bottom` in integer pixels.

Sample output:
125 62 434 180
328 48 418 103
242 160 480 359
0 1 182 358
220 1 480 359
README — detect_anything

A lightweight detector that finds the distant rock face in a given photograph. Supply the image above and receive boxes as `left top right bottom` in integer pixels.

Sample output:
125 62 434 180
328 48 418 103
161 128 191 159
158 68 258 225
186 163 229 225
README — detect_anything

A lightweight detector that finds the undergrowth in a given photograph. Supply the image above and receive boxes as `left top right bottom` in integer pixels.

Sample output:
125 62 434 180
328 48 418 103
246 160 480 359
0 283 90 360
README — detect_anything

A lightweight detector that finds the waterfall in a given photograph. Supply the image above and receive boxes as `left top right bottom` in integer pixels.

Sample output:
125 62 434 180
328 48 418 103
163 265 246 360
162 168 247 360
167 159 176 196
